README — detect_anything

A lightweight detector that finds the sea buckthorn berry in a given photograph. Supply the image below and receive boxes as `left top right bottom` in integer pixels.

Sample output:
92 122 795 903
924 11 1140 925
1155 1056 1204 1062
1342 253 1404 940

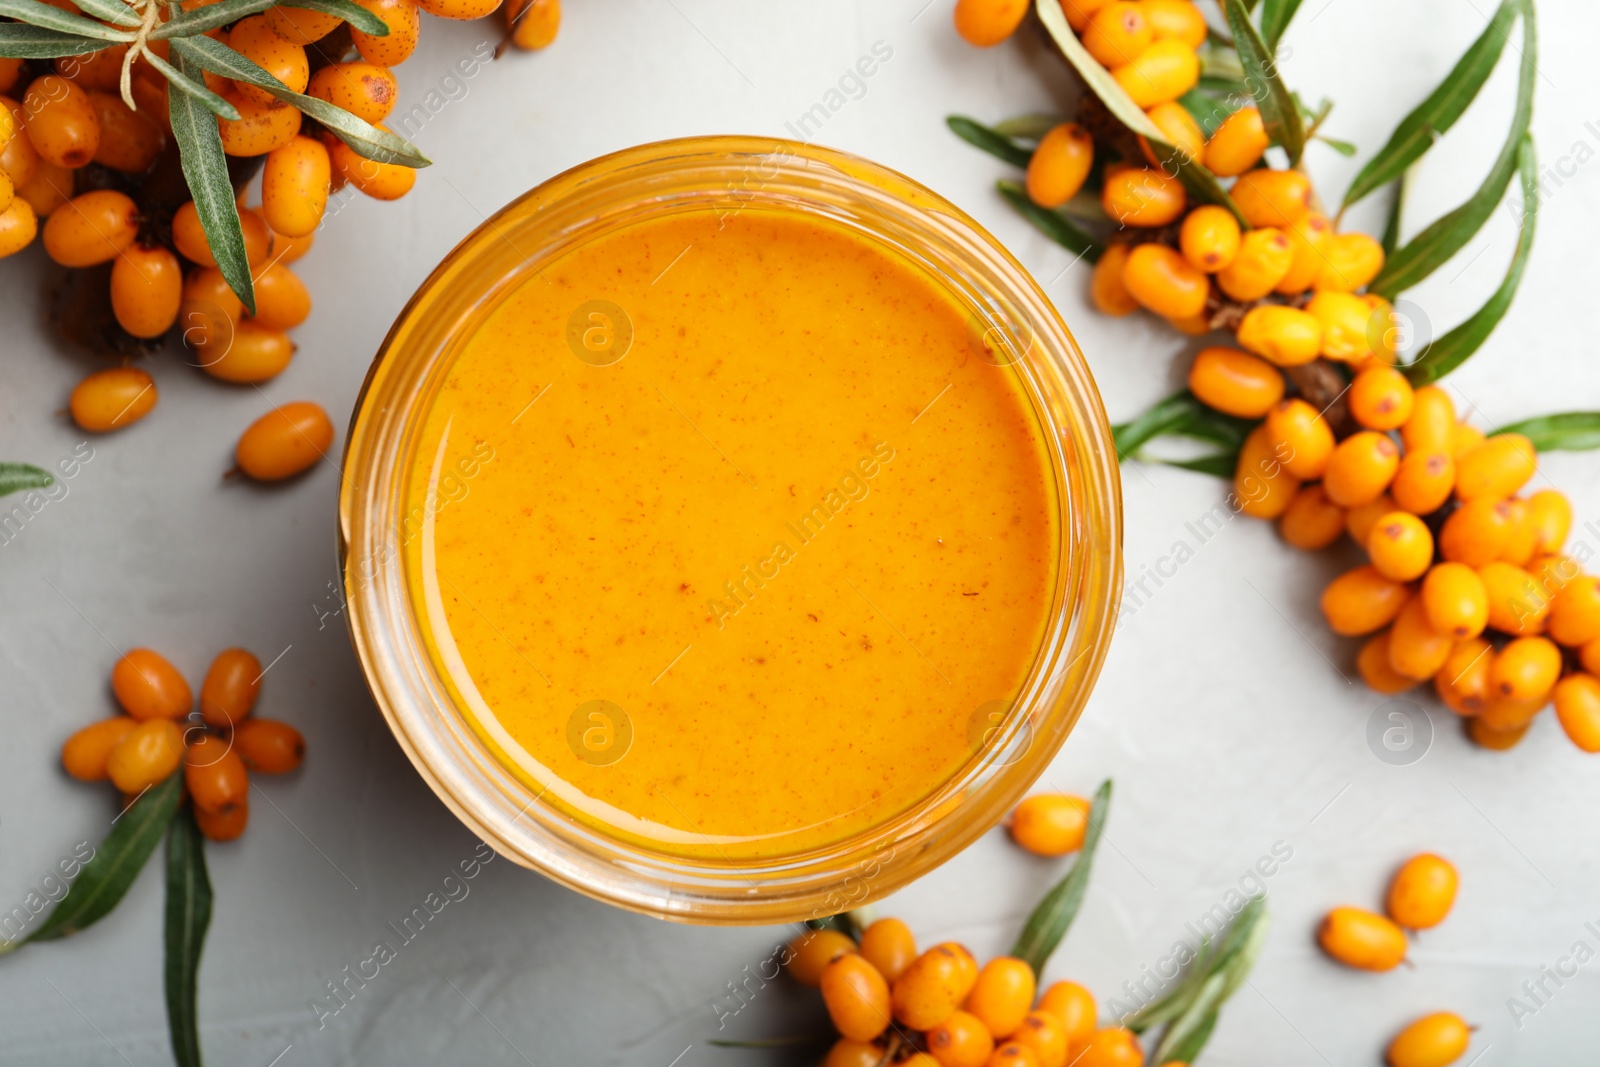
1440 499 1513 567
1422 563 1489 640
1358 630 1418 694
352 0 422 64
180 267 241 355
1140 101 1204 167
232 718 305 773
201 319 296 383
1315 232 1385 292
1554 673 1600 752
1385 1011 1470 1067
198 648 262 728
23 76 100 168
1280 484 1345 550
1531 555 1580 603
821 1040 880 1067
938 943 980 999
506 0 560 49
1264 399 1333 478
1387 595 1452 680
185 734 250 815
988 1045 1039 1067
1230 168 1312 229
1490 636 1561 701
1141 0 1206 47
1009 793 1089 856
1467 716 1529 750
56 45 129 91
821 954 891 1043
1111 38 1199 108
1391 451 1455 515
17 158 72 215
1436 637 1492 716
1089 243 1138 316
218 87 303 156
1163 311 1210 335
1497 499 1537 566
1010 1012 1067 1067
251 261 312 330
1178 204 1240 272
262 135 330 238
1349 366 1415 431
786 928 855 987
307 62 399 126
1083 2 1152 67
1071 1028 1142 1067
1275 211 1333 294
42 188 138 266
1305 291 1374 363
1403 386 1456 453
1454 433 1536 501
1121 243 1208 319
926 1009 995 1067
329 132 417 200
1203 106 1267 177
236 401 334 481
227 16 310 105
1476 687 1547 731
1186 347 1282 418
859 918 916 983
108 718 186 795
1345 492 1396 547
893 945 971 1030
1361 294 1400 365
0 57 21 94
1323 432 1399 507
1036 980 1095 1048
1235 423 1299 519
1527 490 1571 555
1060 0 1112 31
1026 123 1093 208
1236 305 1321 366
1317 906 1407 971
112 648 192 720
1548 576 1600 647
1478 561 1550 635
1321 565 1410 636
87 91 163 173
110 243 182 339
265 4 343 44
1101 167 1184 227
965 957 1035 1040
1450 422 1485 459
954 0 1029 46
0 197 36 258
1385 854 1458 931
196 797 249 841
171 200 273 268
62 717 138 781
70 368 157 433
1215 227 1292 301
1 94 39 188
272 228 314 264
1369 512 1433 582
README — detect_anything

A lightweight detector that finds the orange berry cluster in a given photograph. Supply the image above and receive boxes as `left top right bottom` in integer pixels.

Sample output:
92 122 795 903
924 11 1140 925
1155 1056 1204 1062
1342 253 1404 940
1317 854 1473 1067
61 647 304 842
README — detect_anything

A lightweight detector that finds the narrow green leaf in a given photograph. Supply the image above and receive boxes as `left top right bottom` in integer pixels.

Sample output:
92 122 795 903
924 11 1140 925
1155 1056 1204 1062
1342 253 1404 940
1179 88 1242 138
1316 135 1357 157
992 113 1062 140
167 46 255 314
1010 780 1112 976
1163 453 1236 478
1152 972 1228 1063
1402 134 1537 385
1125 898 1268 1039
1112 390 1254 457
164 809 212 1067
1493 412 1600 452
1259 0 1304 50
1340 0 1517 209
174 36 430 167
948 115 1033 169
1224 0 1305 164
997 180 1103 263
1158 1009 1219 1064
0 0 133 40
140 47 241 120
0 24 112 58
0 463 53 498
67 0 141 28
150 0 276 39
267 0 390 35
21 774 183 944
1381 171 1408 256
1372 0 1535 298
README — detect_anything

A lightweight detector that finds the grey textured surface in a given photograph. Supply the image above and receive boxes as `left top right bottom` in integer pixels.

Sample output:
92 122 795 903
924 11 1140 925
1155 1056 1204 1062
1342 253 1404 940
2 0 1599 1063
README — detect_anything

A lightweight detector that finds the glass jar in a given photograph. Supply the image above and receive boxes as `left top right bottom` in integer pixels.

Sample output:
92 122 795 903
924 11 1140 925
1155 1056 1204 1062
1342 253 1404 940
338 136 1122 924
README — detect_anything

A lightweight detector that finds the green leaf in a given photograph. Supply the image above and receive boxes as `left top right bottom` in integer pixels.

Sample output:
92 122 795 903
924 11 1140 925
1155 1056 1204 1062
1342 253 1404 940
164 809 212 1067
1316 135 1357 157
1126 897 1268 1042
1112 390 1254 458
0 463 53 497
150 0 277 39
140 47 241 121
69 0 141 27
21 773 183 944
1371 0 1535 298
1164 452 1237 478
0 0 133 40
166 46 255 315
268 0 391 35
1493 412 1600 452
948 115 1033 169
173 36 430 167
1259 0 1304 50
1224 0 1305 164
1380 171 1408 256
0 24 111 58
1402 134 1538 385
1340 0 1517 210
997 180 1104 263
992 113 1062 140
1158 1009 1219 1064
1010 780 1111 976
1179 88 1242 138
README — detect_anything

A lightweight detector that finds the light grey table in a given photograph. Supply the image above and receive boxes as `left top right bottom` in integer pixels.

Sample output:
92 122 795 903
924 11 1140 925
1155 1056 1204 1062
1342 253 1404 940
2 0 1597 1063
